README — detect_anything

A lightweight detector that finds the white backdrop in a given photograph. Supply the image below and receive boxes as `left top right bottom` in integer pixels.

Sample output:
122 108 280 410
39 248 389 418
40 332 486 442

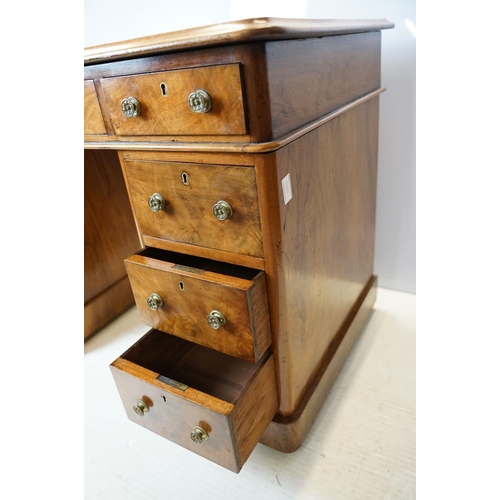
84 0 416 293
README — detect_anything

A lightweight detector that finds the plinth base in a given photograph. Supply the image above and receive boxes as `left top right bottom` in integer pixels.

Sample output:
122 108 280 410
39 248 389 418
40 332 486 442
260 275 377 452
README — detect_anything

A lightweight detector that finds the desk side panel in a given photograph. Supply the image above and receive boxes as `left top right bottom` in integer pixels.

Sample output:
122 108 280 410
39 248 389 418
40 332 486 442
257 97 379 415
84 149 143 337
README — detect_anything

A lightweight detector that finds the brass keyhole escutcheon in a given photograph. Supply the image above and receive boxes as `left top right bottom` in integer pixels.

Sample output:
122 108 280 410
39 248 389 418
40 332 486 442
121 96 141 117
190 426 209 444
148 193 166 212
207 310 226 329
133 399 150 416
147 293 163 311
188 90 212 113
212 200 233 221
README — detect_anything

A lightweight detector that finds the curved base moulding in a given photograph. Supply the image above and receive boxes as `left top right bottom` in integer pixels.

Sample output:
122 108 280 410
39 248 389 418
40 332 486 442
260 275 377 453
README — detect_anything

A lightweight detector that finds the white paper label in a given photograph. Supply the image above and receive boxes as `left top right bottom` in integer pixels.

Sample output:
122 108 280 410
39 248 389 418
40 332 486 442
282 173 293 205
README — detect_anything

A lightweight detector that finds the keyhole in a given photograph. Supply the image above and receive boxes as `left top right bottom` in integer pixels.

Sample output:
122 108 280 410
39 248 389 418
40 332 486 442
178 281 185 291
162 395 167 403
181 172 189 186
160 83 167 96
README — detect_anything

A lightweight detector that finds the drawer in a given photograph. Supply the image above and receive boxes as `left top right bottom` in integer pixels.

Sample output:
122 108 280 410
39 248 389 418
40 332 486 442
123 159 264 258
84 80 106 135
125 248 271 362
100 64 246 136
110 329 278 473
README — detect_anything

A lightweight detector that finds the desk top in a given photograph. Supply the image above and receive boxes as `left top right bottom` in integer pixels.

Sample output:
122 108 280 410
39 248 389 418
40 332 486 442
84 17 394 65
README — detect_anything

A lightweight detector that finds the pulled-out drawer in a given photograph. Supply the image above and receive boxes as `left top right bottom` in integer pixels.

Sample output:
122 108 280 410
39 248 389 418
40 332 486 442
125 248 271 362
100 64 246 136
110 329 278 473
122 158 264 258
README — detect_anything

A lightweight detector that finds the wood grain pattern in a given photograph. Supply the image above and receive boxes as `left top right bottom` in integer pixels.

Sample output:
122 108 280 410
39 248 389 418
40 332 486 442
84 89 383 151
125 249 271 361
121 149 256 166
84 149 142 338
110 330 277 472
256 97 380 416
121 158 264 258
247 271 273 361
85 43 271 143
86 31 385 144
253 149 284 397
84 17 394 65
141 235 265 270
230 349 278 468
119 329 261 402
110 357 238 472
260 276 377 452
265 32 381 138
84 80 106 135
86 21 390 467
100 64 246 136
84 275 135 339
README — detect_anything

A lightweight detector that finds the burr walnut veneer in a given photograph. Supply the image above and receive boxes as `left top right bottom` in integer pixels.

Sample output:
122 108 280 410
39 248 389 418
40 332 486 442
84 17 393 473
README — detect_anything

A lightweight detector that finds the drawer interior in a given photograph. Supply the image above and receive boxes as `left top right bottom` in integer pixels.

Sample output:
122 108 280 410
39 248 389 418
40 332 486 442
112 328 278 472
137 247 260 281
121 329 266 404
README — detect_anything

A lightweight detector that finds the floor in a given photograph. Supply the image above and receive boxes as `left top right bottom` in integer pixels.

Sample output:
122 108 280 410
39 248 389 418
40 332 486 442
84 287 416 499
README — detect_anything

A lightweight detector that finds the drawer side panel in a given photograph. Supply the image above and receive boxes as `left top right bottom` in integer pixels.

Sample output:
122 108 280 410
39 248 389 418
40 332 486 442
229 353 278 469
262 97 380 415
248 272 273 360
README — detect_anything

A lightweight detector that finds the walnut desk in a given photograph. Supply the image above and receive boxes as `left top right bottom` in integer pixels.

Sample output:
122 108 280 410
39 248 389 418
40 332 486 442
84 17 394 473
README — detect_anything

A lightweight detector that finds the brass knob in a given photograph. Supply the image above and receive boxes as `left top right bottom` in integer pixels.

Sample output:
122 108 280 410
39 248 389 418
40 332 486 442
133 399 149 416
190 426 209 444
121 96 141 117
188 90 212 113
146 293 163 311
212 200 233 221
207 310 226 329
148 193 166 212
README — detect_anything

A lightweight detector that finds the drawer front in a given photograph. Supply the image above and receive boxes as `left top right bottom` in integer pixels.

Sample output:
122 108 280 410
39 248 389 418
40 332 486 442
110 330 278 473
84 80 106 135
125 249 271 362
100 64 246 136
123 159 264 258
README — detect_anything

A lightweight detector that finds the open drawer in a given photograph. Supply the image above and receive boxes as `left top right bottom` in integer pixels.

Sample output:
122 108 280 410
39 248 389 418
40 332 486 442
110 329 278 473
125 248 271 362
